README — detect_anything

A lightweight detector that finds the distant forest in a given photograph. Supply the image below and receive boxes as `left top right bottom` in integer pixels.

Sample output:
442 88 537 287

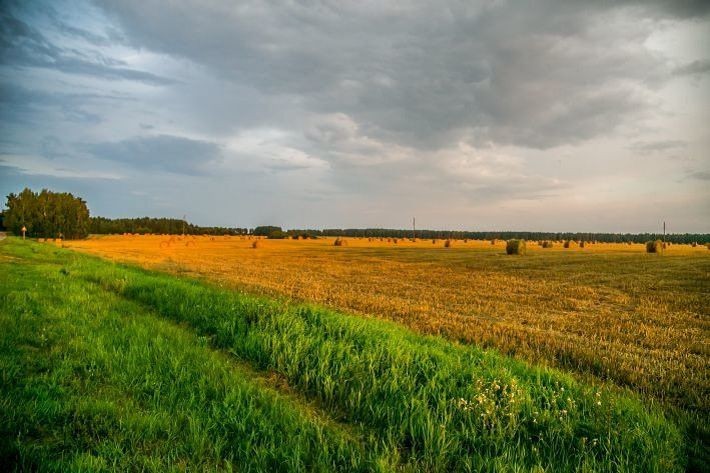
2 188 708 243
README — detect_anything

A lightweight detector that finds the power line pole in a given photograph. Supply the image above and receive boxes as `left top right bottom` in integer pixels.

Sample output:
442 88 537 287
412 217 416 240
182 214 186 236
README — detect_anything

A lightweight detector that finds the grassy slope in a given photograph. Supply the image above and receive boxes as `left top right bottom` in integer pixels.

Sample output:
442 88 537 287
1 239 685 471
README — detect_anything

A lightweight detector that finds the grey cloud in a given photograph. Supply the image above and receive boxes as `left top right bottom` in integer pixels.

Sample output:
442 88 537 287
87 134 222 175
688 170 710 181
96 0 682 150
0 8 174 85
629 140 688 154
672 59 710 76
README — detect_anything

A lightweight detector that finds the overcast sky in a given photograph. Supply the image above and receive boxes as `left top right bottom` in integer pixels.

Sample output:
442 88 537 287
1 0 708 232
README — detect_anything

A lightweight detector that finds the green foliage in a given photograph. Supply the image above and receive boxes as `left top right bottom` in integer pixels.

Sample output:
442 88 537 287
89 216 247 236
506 239 527 255
253 226 282 237
3 188 89 239
0 239 685 472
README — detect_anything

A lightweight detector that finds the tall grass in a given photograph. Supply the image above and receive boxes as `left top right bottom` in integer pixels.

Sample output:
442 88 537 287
0 240 683 471
0 244 384 471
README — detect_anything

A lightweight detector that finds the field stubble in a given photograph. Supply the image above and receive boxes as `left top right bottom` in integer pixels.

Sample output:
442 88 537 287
61 235 710 417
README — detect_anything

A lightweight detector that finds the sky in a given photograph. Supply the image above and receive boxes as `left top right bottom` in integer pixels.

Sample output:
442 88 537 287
1 0 709 232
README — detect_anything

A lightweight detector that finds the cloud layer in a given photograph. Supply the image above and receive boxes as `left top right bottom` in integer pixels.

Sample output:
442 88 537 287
1 0 708 231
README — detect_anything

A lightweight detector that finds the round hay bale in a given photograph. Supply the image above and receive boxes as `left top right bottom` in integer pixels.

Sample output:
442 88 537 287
579 241 585 248
541 240 553 248
252 240 261 249
691 242 697 247
563 240 576 248
506 239 526 255
334 238 347 246
490 239 497 245
444 239 453 248
393 238 398 244
645 240 662 253
432 239 438 244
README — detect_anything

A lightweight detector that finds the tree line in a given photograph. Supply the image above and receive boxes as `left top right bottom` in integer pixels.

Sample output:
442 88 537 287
2 188 90 239
89 216 248 236
2 188 708 243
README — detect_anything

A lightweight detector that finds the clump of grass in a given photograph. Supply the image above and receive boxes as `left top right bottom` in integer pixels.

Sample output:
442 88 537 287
646 240 663 253
506 239 526 255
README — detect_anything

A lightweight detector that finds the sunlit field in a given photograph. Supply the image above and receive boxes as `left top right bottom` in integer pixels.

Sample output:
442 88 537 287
60 235 710 420
0 238 691 471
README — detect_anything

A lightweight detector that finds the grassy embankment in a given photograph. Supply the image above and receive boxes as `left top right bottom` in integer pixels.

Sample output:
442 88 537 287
1 238 686 471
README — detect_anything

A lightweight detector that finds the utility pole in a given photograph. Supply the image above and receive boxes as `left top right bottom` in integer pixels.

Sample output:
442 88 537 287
663 221 666 253
412 217 416 240
182 214 186 236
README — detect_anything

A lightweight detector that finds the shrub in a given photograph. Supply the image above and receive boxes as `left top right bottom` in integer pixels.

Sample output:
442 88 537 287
646 240 662 253
506 239 526 255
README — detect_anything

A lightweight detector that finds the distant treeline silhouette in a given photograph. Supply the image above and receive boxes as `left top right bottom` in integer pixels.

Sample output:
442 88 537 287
289 228 709 244
3 188 708 243
89 216 248 236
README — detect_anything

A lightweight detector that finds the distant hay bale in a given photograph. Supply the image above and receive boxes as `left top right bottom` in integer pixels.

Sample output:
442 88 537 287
393 238 398 244
563 240 576 248
444 239 453 248
691 242 696 247
432 239 438 244
645 240 662 253
541 240 553 248
490 239 497 245
579 241 585 248
506 239 526 255
463 239 468 243
334 238 347 246
252 240 261 249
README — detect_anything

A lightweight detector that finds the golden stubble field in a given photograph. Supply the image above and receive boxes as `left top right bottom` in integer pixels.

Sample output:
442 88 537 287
61 235 709 415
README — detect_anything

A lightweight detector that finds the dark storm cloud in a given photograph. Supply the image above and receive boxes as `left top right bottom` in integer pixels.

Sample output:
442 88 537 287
0 7 174 85
87 135 222 175
94 0 689 150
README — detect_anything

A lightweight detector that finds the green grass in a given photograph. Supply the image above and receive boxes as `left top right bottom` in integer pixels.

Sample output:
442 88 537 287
0 239 687 471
